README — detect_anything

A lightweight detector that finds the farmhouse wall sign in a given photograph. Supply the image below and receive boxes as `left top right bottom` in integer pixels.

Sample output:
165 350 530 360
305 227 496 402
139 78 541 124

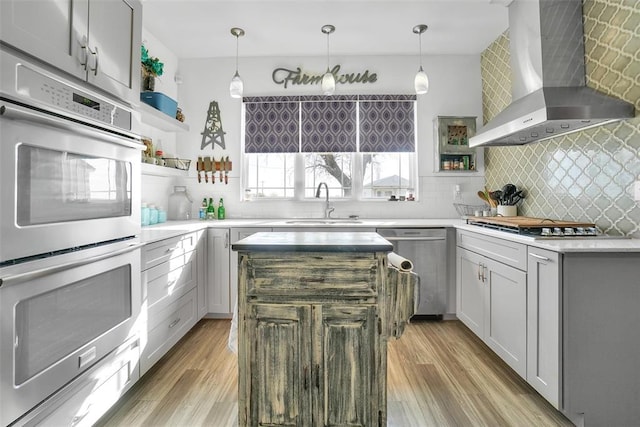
272 65 378 89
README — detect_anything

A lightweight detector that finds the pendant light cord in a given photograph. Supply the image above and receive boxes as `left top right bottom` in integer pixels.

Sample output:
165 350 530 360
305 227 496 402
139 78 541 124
235 34 239 74
326 32 330 72
418 33 423 69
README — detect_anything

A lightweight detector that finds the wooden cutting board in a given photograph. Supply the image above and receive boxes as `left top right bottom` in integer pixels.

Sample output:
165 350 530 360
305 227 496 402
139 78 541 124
467 216 595 229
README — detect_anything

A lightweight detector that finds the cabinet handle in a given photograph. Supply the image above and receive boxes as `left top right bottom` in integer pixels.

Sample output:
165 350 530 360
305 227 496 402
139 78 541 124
165 246 180 253
79 36 88 70
168 318 181 329
225 231 229 249
530 253 551 262
477 262 483 281
483 265 488 283
88 46 99 76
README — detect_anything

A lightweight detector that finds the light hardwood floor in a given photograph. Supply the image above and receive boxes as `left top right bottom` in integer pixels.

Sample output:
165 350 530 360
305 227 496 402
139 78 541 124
98 319 573 427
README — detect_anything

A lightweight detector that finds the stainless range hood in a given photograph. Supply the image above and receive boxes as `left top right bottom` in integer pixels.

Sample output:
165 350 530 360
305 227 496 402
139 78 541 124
470 0 635 148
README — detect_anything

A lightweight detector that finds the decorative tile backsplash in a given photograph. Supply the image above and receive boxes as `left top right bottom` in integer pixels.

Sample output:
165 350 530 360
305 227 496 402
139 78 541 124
481 0 640 237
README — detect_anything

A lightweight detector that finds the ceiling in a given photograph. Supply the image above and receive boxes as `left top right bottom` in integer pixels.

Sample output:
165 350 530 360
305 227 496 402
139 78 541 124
141 0 510 59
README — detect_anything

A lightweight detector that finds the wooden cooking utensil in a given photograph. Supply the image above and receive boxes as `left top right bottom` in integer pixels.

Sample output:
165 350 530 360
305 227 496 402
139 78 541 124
203 156 211 183
224 156 230 184
197 156 203 183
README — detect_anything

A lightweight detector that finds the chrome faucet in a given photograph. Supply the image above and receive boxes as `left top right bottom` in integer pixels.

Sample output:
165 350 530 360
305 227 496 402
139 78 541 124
315 182 335 218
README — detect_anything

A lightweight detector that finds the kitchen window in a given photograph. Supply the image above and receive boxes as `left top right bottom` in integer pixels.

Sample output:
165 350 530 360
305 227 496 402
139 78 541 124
242 95 417 200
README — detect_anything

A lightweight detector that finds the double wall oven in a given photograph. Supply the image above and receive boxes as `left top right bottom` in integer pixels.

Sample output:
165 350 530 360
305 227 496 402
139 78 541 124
1 47 143 426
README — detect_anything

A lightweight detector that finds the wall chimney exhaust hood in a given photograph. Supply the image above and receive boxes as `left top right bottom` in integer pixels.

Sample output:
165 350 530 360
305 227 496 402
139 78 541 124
470 0 635 148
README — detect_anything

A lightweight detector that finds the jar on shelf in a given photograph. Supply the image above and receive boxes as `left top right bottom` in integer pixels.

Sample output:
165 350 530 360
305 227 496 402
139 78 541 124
148 204 159 225
141 203 150 226
168 186 193 220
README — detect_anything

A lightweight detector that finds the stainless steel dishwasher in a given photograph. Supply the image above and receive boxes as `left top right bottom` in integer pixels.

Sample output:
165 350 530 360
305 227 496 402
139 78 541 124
377 228 447 317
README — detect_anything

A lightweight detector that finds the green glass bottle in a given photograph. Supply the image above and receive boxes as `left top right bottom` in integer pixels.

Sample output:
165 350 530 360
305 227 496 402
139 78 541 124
206 197 215 220
217 198 225 220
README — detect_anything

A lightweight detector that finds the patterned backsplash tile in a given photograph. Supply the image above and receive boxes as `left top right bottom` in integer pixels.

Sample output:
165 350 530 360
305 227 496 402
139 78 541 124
481 0 640 237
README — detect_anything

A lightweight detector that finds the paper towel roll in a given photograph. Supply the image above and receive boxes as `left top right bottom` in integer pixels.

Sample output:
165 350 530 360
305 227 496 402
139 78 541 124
388 252 413 272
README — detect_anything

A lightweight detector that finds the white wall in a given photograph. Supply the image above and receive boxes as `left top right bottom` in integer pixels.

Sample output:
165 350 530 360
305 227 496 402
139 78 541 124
153 53 486 219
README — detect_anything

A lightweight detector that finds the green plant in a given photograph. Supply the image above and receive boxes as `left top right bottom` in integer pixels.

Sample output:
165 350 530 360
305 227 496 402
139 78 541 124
141 45 164 77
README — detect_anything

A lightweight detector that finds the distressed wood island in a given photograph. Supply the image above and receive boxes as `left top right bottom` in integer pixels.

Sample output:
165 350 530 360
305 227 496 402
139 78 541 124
232 232 394 427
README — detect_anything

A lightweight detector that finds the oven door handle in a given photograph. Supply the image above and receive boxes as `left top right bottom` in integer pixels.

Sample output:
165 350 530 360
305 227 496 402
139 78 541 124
0 101 144 150
0 243 144 288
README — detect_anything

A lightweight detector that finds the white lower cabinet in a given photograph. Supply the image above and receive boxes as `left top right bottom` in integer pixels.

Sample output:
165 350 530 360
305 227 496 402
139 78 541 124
140 231 205 375
527 247 561 408
456 245 526 377
207 228 231 314
142 288 198 374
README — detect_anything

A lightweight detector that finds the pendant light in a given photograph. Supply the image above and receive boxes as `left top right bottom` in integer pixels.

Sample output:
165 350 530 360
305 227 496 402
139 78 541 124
229 27 245 98
321 24 336 96
413 24 429 95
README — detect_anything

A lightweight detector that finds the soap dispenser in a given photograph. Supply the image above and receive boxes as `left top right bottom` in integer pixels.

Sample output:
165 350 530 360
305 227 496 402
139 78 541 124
168 186 193 220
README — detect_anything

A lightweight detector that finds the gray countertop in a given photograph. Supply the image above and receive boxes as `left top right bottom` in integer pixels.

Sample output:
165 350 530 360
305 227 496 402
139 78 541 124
140 218 640 253
231 231 394 252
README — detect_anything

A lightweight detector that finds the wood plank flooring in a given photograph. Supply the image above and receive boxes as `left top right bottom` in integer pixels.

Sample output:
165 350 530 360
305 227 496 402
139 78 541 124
98 319 573 427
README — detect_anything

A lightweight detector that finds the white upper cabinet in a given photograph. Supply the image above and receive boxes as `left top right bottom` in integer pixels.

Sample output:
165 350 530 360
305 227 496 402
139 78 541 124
1 0 142 105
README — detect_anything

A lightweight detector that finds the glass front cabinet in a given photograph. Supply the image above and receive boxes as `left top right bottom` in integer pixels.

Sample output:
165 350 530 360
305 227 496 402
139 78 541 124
434 116 479 172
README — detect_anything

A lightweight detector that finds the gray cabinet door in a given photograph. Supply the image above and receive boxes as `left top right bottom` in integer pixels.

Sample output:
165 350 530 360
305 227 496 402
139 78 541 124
0 0 140 104
246 303 313 427
86 0 141 104
527 247 561 408
456 247 485 336
0 0 88 80
315 305 378 427
483 255 527 377
207 228 231 314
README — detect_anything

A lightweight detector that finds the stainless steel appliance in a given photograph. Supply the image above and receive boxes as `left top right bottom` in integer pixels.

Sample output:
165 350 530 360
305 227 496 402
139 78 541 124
377 228 447 317
466 216 607 239
0 46 144 426
0 47 142 265
0 243 142 426
470 0 634 147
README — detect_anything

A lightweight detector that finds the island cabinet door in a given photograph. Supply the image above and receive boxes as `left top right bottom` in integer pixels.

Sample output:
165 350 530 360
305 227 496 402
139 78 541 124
313 305 379 427
245 303 313 427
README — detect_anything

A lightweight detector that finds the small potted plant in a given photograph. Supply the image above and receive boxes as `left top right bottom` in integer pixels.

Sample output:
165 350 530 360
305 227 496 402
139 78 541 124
141 45 164 91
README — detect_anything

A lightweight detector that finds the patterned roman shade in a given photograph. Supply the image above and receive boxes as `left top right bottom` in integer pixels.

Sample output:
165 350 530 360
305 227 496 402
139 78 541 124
359 95 416 152
243 95 416 154
300 98 356 153
244 97 299 153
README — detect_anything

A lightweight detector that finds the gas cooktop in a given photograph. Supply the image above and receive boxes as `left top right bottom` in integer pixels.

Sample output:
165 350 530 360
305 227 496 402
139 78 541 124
466 216 603 239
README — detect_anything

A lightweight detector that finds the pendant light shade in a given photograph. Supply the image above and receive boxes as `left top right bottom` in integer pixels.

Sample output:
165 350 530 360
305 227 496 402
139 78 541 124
413 24 429 95
414 66 429 95
230 27 245 98
321 25 336 96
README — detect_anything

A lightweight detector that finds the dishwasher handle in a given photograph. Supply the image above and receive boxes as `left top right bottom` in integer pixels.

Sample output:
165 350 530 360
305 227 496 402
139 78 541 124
382 236 446 242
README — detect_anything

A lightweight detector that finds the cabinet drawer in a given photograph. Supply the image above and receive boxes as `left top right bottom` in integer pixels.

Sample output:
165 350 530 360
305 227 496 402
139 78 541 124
142 232 199 271
142 288 197 374
243 252 380 298
22 338 139 427
457 230 527 271
144 250 197 313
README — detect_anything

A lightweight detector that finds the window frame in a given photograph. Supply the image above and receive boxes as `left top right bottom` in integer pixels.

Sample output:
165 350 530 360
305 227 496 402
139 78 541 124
240 97 419 202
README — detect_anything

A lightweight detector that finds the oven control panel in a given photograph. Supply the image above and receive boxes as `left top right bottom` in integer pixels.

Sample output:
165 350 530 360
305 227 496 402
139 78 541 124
15 63 132 131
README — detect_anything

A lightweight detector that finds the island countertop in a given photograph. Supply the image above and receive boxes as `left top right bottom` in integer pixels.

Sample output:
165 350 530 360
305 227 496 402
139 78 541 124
231 231 394 252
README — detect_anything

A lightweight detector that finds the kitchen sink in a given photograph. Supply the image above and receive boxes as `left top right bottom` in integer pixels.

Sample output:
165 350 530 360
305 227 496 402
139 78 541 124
284 219 363 225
